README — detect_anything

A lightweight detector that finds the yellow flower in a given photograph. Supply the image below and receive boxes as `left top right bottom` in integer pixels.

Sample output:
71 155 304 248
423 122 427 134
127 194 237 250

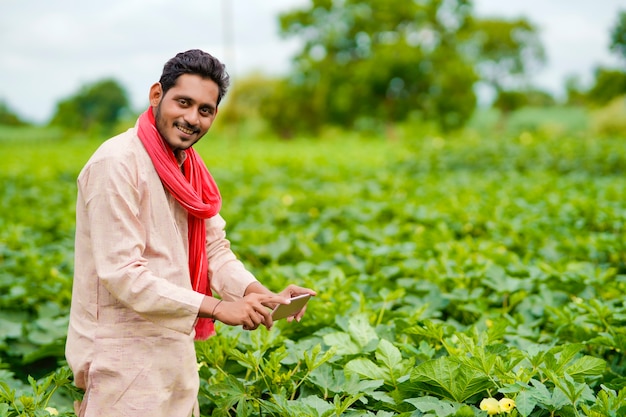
45 407 59 416
480 397 500 415
499 398 516 413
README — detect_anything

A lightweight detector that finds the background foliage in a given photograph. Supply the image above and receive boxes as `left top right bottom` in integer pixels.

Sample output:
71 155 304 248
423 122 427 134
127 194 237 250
48 79 131 136
1 2 626 416
1 107 626 415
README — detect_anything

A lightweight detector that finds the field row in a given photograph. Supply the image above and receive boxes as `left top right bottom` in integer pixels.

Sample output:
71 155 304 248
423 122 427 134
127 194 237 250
1 131 625 415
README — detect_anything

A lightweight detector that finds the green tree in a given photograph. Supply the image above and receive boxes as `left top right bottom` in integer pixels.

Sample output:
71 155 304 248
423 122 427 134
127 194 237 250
49 78 130 133
586 67 626 105
218 72 278 125
268 0 478 135
493 88 555 113
0 100 29 126
468 17 545 95
564 75 588 106
609 10 626 62
573 11 626 107
258 77 315 138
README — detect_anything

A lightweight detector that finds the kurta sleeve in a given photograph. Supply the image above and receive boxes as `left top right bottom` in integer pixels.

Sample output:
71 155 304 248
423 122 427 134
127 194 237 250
79 156 204 334
205 214 259 301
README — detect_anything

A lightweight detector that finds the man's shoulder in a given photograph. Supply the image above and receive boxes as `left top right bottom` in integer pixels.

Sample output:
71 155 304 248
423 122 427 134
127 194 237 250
93 127 141 157
84 128 147 166
78 127 149 180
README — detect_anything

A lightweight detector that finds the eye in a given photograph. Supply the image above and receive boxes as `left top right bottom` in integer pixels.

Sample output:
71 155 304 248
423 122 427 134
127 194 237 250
200 106 214 116
178 98 189 106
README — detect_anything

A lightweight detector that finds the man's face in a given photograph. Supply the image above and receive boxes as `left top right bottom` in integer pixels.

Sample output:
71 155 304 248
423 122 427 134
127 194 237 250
149 73 219 153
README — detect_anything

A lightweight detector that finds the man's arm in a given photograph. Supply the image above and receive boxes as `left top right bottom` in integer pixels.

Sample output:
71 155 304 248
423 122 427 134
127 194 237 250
202 214 315 328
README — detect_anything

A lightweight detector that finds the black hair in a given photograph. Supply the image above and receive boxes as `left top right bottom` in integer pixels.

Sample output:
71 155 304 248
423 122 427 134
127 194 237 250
159 49 230 105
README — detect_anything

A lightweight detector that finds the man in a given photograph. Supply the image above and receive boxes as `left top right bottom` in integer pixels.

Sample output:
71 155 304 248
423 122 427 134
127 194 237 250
65 49 315 417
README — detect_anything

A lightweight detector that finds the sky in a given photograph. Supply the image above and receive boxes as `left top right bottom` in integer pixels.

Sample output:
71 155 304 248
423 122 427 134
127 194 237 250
1 0 623 124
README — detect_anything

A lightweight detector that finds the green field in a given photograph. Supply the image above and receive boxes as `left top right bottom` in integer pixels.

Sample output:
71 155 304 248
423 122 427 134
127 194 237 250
1 117 626 416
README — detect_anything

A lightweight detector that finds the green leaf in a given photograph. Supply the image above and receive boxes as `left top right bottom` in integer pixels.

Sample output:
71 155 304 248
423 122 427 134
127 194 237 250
303 344 336 372
405 396 458 417
308 364 340 394
298 395 334 415
0 381 16 402
228 347 262 370
0 317 22 340
515 390 538 417
323 332 361 355
376 339 402 371
566 356 606 380
210 375 249 412
551 344 585 375
409 357 492 402
263 395 322 417
528 378 570 410
345 358 386 380
551 373 596 405
347 314 378 349
482 265 529 293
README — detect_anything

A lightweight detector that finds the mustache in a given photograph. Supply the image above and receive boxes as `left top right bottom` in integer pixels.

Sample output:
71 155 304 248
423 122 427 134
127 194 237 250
175 121 200 133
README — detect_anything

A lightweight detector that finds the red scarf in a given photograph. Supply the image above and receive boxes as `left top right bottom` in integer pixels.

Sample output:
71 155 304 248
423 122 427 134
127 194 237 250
137 107 222 340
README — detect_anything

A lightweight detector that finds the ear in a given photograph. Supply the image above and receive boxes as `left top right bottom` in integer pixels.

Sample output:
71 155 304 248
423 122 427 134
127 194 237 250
149 82 163 107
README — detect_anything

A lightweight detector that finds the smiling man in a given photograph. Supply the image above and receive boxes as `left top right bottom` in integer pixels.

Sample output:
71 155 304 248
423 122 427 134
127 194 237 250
65 49 315 417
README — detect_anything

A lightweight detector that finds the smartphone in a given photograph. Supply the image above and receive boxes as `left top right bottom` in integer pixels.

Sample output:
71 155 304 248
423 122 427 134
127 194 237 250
271 294 312 320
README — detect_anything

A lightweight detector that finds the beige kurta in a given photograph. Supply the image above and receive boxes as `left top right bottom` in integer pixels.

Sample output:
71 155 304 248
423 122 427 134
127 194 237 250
66 126 258 417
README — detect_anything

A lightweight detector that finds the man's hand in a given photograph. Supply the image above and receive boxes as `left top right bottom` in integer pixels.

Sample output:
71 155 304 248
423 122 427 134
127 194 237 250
204 293 289 330
202 282 317 330
277 284 317 322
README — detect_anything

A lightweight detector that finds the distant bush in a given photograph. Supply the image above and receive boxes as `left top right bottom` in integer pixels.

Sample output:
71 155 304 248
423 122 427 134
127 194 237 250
504 106 589 136
466 106 590 138
591 95 626 136
0 101 29 127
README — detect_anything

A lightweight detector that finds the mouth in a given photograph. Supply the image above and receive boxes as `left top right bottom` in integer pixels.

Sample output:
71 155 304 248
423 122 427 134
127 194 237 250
175 124 198 136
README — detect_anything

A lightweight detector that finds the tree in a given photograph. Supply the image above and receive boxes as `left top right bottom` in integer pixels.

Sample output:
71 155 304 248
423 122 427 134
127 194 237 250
263 0 547 137
0 100 29 126
586 67 626 105
269 0 478 135
609 10 626 62
49 78 130 133
218 72 278 125
571 11 626 107
467 17 545 97
564 75 588 106
493 88 555 113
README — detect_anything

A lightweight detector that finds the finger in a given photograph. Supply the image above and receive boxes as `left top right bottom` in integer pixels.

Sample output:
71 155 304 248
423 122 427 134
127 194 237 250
256 306 274 329
281 286 317 298
249 309 265 330
260 294 291 309
290 304 308 322
295 285 317 296
243 317 258 331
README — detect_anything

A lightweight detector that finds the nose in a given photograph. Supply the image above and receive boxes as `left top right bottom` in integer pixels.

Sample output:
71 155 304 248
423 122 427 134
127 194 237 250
183 108 199 127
